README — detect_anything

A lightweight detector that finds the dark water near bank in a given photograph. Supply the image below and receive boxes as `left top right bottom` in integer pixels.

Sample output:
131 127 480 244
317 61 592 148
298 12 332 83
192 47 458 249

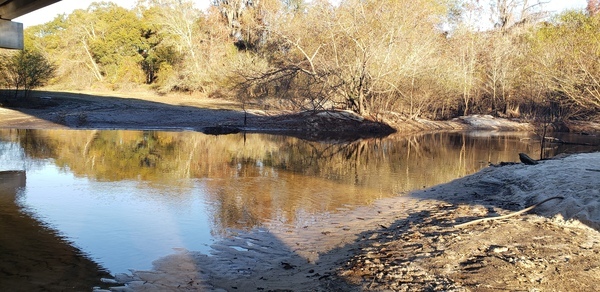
0 129 598 289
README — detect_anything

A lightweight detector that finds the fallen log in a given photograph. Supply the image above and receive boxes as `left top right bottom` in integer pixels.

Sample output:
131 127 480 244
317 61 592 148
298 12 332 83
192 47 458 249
454 196 564 228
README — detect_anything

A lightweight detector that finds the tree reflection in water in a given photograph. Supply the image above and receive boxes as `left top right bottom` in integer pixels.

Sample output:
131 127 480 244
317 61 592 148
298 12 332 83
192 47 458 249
1 128 597 238
0 130 598 278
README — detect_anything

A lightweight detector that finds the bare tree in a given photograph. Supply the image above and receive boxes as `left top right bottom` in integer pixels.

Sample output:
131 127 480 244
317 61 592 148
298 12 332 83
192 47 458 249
449 28 482 116
528 11 600 119
211 0 282 50
588 0 600 15
239 0 448 118
490 0 549 30
212 0 251 37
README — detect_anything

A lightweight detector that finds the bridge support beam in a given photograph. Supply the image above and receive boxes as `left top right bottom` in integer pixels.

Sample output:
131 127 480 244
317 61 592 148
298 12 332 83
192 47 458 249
0 0 62 49
0 19 23 49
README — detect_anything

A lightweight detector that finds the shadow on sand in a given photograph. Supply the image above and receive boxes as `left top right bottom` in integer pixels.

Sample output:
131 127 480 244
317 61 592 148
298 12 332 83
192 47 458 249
1 90 395 142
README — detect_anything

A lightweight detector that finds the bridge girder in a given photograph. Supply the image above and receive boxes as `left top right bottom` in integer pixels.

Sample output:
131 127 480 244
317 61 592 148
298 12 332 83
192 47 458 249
0 0 60 49
0 0 60 20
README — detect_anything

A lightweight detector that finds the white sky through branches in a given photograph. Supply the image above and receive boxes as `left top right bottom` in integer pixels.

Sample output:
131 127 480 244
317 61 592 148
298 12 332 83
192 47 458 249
14 0 588 27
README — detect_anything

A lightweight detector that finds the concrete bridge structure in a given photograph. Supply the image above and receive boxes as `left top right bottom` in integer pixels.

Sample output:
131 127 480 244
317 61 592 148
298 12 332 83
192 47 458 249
0 0 60 49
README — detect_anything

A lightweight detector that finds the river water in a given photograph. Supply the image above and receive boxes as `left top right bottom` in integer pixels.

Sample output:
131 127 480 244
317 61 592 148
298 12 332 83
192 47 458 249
0 129 598 289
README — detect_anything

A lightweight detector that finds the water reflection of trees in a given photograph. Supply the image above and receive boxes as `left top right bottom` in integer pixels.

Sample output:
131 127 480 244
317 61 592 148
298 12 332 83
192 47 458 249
1 129 546 234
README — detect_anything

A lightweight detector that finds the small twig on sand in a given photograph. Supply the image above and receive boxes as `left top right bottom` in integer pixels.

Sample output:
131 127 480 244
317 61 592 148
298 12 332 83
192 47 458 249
454 196 565 228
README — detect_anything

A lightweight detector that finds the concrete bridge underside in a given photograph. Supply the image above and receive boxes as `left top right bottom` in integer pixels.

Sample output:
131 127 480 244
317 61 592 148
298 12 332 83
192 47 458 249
0 0 60 49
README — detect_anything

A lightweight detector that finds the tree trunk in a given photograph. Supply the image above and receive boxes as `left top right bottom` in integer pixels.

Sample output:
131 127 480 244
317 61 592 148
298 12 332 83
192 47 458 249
82 40 103 81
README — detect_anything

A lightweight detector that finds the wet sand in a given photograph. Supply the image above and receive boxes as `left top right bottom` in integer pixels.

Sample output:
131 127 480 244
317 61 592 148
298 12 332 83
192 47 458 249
103 153 600 291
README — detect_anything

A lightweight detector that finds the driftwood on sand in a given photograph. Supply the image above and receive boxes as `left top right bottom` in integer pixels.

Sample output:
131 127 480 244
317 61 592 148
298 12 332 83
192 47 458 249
454 196 565 228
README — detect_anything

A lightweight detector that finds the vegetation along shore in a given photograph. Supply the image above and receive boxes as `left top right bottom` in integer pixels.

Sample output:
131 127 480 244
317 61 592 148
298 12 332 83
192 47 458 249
1 1 600 291
0 0 599 133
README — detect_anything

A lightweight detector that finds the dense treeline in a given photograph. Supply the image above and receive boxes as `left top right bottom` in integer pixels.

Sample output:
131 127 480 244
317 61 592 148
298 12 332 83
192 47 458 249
1 0 599 122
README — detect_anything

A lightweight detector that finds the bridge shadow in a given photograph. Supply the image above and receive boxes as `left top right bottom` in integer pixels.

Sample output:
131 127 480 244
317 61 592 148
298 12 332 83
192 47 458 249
118 201 462 290
0 90 395 142
117 226 363 291
0 171 112 291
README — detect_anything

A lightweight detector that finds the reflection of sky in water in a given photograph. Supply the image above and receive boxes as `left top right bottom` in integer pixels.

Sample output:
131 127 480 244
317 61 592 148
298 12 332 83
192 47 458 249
0 142 27 171
26 167 214 273
1 141 214 273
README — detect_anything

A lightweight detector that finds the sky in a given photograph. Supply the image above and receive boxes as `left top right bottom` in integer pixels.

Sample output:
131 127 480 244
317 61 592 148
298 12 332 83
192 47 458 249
13 0 211 26
13 0 589 27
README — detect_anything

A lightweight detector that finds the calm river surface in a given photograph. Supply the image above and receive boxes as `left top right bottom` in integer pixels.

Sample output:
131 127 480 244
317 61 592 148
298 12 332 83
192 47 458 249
0 129 598 289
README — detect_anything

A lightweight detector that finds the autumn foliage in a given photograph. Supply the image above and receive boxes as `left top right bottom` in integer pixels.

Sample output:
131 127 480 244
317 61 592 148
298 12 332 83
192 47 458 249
0 0 598 122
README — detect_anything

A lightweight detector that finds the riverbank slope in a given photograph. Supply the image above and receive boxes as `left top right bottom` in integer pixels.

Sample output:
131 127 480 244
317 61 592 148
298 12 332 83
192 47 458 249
2 91 599 136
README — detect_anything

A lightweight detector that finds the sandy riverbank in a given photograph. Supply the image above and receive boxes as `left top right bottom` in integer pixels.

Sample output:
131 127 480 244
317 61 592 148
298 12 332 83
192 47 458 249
0 91 395 140
4 90 595 138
